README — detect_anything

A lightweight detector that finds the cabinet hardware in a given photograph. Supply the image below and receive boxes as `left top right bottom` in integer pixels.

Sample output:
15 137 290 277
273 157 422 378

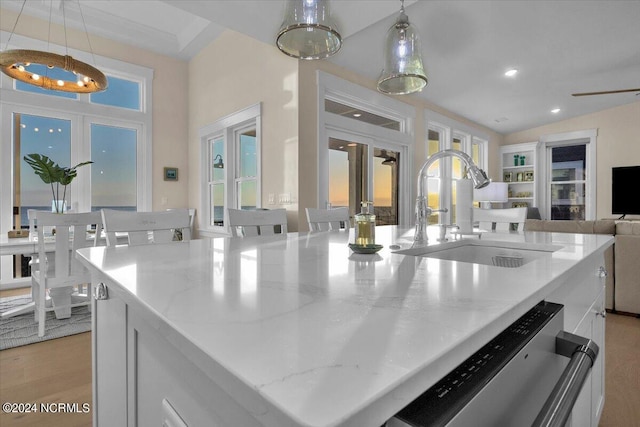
95 283 109 300
597 266 608 278
596 310 606 318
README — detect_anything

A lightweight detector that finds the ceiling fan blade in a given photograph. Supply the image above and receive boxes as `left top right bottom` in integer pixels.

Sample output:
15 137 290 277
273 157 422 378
572 88 640 96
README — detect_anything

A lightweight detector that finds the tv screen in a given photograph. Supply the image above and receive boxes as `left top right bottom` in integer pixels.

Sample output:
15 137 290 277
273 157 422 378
612 166 640 216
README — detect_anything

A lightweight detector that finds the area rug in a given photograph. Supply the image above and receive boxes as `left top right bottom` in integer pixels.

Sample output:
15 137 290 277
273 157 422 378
0 295 91 350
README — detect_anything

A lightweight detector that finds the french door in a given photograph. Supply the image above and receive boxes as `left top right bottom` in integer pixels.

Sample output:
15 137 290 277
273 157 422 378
326 130 404 226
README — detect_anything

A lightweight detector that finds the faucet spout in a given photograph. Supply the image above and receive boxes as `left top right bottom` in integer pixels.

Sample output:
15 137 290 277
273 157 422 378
414 149 489 244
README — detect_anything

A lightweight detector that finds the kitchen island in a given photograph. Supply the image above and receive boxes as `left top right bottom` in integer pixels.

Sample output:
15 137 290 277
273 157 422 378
76 226 614 427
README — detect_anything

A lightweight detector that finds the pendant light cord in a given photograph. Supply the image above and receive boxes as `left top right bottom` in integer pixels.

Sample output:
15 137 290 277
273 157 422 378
62 0 69 56
3 0 27 51
77 0 99 68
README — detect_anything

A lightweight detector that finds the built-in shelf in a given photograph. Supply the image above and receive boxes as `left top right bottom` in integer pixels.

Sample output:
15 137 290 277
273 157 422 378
500 142 538 209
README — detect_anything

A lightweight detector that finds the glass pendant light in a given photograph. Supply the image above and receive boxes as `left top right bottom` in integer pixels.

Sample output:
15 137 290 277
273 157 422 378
377 0 428 95
276 0 342 60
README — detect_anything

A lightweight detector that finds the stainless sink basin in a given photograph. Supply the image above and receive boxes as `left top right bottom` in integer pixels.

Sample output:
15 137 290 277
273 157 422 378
394 240 561 268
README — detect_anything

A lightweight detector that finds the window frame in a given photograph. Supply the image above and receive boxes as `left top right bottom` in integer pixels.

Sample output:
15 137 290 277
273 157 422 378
317 71 415 226
199 103 262 237
0 32 153 288
540 129 597 220
425 110 489 225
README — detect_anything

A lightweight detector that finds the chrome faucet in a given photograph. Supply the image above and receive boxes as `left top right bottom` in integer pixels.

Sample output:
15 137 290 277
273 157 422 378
414 149 490 244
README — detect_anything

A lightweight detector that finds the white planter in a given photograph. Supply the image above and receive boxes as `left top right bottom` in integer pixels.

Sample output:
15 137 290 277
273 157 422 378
51 200 67 213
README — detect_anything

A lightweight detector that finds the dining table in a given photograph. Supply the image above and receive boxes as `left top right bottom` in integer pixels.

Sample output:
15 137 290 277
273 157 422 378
0 234 57 256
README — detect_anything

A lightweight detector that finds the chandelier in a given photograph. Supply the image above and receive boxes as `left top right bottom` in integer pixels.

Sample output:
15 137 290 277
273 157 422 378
0 0 108 93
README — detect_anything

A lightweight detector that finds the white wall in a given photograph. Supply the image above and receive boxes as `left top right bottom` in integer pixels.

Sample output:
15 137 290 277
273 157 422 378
187 30 299 231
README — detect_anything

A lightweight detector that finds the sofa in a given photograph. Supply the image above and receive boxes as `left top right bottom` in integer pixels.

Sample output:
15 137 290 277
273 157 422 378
524 219 640 316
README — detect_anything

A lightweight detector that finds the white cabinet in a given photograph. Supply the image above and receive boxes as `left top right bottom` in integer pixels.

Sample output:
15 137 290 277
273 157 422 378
500 142 538 210
91 280 263 427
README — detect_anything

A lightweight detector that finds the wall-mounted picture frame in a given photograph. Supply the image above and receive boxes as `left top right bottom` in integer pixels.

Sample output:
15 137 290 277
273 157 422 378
524 171 534 181
164 167 178 181
516 172 524 182
503 171 513 182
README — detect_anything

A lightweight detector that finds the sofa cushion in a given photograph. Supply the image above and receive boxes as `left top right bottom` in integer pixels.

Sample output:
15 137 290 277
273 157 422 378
616 221 640 235
524 219 616 234
614 234 640 314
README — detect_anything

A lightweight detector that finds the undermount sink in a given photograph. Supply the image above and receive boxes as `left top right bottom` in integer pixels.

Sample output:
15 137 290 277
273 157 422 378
394 240 561 268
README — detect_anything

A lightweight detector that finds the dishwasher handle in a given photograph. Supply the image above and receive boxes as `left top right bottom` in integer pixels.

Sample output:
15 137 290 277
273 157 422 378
532 331 599 427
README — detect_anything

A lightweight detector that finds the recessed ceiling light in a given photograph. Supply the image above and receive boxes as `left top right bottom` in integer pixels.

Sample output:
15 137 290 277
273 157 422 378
551 108 561 114
347 143 357 147
504 69 518 77
353 113 362 117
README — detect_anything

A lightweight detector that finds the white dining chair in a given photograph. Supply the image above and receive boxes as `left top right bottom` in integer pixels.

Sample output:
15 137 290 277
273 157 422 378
27 208 46 269
227 208 288 237
31 211 103 337
167 208 196 235
473 207 528 232
101 209 192 246
305 207 350 232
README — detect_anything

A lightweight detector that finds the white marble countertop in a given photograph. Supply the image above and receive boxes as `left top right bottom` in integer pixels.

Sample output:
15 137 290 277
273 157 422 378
76 226 614 427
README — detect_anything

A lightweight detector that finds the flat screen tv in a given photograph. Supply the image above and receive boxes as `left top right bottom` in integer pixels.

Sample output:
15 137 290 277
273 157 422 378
612 166 640 218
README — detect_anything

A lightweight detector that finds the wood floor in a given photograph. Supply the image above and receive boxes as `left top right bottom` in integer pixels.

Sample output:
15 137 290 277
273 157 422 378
1 289 639 427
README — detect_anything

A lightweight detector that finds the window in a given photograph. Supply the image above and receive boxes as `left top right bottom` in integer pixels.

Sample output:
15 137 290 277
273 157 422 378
90 75 141 110
90 123 138 212
1 32 153 286
425 111 489 226
540 129 597 220
200 104 261 235
16 113 72 226
549 145 586 220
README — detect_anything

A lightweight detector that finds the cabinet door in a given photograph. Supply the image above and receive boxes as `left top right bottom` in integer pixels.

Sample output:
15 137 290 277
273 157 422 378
590 292 606 426
569 288 605 427
93 282 128 427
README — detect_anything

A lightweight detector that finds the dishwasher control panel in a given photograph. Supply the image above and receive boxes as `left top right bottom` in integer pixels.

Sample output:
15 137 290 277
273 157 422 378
388 301 564 427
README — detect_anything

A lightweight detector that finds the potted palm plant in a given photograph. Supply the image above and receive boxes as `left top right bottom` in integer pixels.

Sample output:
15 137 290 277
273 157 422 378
23 154 93 213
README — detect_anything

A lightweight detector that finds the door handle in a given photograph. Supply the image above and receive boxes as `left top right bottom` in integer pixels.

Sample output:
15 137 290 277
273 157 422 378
532 331 599 427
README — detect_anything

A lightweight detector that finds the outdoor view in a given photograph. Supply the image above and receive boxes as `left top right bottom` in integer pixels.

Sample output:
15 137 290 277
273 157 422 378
13 75 140 228
328 138 399 225
209 131 257 227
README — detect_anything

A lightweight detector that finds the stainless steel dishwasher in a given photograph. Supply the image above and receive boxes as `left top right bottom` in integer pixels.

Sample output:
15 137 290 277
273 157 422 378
385 301 598 427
